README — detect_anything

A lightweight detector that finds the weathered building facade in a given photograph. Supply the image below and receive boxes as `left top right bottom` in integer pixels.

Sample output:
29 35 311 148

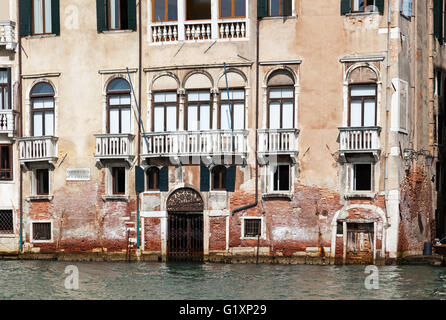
0 0 442 264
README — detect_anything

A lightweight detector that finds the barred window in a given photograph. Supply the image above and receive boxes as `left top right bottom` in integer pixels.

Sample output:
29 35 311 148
0 210 13 234
32 222 51 241
244 219 261 237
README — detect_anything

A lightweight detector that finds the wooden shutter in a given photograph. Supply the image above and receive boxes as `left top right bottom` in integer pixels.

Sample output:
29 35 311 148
226 166 236 192
435 0 443 40
96 0 108 32
375 0 385 14
159 166 169 192
283 0 292 16
127 0 137 31
340 0 351 15
7 68 11 109
51 0 60 35
135 166 145 193
258 0 268 18
19 0 32 36
200 165 210 192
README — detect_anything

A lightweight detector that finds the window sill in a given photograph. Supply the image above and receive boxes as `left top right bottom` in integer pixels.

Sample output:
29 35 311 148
0 179 15 184
345 12 380 17
262 192 292 200
0 233 17 238
344 192 376 200
101 29 135 34
26 195 53 202
240 236 266 240
102 195 130 202
24 34 57 39
400 13 412 21
260 15 297 21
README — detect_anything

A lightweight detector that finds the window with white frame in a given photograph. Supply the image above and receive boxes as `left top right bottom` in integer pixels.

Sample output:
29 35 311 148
32 0 53 35
107 78 132 134
400 0 412 17
0 210 14 234
349 84 377 127
34 168 50 195
111 166 126 195
31 221 51 241
0 69 11 110
271 164 290 192
186 91 211 131
153 91 178 132
243 218 262 238
219 89 245 130
351 163 372 192
31 82 55 137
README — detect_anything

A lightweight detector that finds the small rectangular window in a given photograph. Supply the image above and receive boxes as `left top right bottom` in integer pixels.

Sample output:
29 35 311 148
36 169 49 195
337 221 344 235
353 163 372 191
32 222 51 241
352 0 376 13
268 0 292 16
112 167 126 194
272 164 290 191
0 210 14 234
244 219 261 237
108 0 129 30
153 92 178 132
0 69 10 110
0 145 12 181
186 0 211 20
400 0 412 17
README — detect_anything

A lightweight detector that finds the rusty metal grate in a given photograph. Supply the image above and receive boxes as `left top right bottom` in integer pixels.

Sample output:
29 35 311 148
0 210 13 234
32 222 51 241
244 219 261 237
168 213 203 262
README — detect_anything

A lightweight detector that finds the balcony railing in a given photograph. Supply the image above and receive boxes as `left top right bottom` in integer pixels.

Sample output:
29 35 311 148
150 18 248 44
338 127 381 152
141 130 248 157
0 110 17 137
18 136 58 165
94 134 135 160
257 129 299 154
0 21 16 50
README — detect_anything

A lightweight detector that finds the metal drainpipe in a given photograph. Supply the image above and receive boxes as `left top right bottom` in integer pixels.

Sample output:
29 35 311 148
232 18 260 215
17 0 23 253
384 0 391 226
136 0 142 250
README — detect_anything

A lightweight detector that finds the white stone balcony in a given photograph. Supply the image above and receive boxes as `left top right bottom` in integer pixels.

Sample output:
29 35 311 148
257 129 299 164
0 21 16 51
150 18 248 44
94 134 135 165
18 136 58 168
0 110 18 137
141 130 248 160
338 127 381 162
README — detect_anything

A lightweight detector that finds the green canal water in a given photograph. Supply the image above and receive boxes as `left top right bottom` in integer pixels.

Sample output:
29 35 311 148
0 261 445 300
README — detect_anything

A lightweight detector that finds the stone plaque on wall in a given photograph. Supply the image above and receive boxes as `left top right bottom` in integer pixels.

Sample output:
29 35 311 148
66 168 90 181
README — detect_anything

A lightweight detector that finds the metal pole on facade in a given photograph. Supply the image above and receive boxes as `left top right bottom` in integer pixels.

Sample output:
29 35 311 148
223 62 235 152
17 0 23 253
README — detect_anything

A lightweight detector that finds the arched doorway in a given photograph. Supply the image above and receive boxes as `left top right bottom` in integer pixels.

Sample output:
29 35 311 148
166 188 204 262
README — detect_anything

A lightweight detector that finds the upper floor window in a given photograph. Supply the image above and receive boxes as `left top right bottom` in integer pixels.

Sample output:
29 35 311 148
19 0 60 36
271 164 290 192
220 0 246 18
153 0 178 22
96 0 137 32
186 91 211 131
0 145 12 181
186 0 211 20
267 70 295 129
31 82 55 137
219 89 245 130
153 91 178 132
107 78 132 134
348 85 377 127
268 0 292 16
211 165 226 190
0 69 11 110
340 0 384 15
146 167 160 191
400 0 412 17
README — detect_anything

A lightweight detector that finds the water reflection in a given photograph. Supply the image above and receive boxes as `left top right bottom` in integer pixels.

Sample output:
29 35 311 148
0 261 445 300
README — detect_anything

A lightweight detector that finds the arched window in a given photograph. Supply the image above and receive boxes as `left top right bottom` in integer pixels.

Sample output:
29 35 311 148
219 89 245 130
107 78 131 134
347 67 378 127
146 167 160 191
211 165 226 190
267 70 294 129
31 82 55 136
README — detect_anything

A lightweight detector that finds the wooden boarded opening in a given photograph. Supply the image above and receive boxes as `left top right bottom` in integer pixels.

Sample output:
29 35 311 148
346 222 374 264
166 188 204 262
